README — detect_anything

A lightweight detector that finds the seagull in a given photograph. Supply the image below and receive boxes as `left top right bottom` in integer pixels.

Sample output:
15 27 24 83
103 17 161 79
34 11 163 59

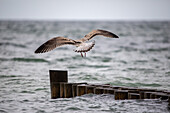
34 29 119 57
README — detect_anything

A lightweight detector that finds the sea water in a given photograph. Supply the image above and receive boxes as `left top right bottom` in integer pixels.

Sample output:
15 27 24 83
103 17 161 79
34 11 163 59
0 21 170 113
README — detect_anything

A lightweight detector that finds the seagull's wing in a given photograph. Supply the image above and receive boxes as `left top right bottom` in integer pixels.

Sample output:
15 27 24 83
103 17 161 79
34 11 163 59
35 37 76 53
76 29 119 42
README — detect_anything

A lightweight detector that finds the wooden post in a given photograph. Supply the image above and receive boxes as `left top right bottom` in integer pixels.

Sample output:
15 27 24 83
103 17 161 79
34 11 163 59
163 91 170 95
64 83 73 98
128 93 140 99
72 83 87 97
119 87 137 90
60 82 66 98
101 85 111 88
150 92 165 99
94 87 104 94
150 93 156 99
138 88 156 92
50 82 60 99
154 93 169 100
77 84 87 96
49 70 68 83
49 70 68 99
72 84 77 97
128 90 139 94
111 86 122 89
156 89 164 93
115 90 128 100
139 91 145 99
86 86 95 94
144 92 154 99
104 88 115 94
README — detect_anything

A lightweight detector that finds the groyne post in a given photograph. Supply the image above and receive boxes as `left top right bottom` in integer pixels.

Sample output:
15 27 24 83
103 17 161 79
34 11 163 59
94 87 104 94
114 90 128 100
49 70 68 99
86 86 95 94
64 83 73 98
49 70 170 107
77 84 87 96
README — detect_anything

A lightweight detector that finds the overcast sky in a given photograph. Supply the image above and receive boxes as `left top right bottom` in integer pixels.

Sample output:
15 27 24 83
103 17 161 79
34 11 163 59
0 0 170 21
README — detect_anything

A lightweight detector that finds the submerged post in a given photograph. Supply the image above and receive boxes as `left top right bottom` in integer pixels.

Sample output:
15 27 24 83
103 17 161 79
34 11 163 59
115 90 128 100
49 70 68 99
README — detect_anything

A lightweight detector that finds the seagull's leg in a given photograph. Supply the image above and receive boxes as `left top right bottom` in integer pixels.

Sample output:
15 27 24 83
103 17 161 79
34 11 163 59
81 52 83 57
84 52 86 57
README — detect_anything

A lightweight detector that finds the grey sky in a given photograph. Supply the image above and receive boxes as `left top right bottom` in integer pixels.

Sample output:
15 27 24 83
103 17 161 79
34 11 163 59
0 0 170 20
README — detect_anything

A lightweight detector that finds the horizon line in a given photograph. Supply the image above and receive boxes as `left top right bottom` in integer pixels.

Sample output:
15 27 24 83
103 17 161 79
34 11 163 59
0 18 170 22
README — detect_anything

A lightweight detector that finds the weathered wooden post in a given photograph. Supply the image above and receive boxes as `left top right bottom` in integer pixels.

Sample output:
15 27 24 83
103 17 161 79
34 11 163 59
139 89 156 99
60 82 65 98
72 83 88 97
150 93 156 99
139 91 145 99
64 83 73 98
164 91 170 95
77 84 87 96
144 92 154 99
128 90 139 94
104 88 115 94
72 84 78 97
86 86 95 94
94 87 104 94
114 90 128 100
49 70 68 99
128 93 140 99
154 93 169 100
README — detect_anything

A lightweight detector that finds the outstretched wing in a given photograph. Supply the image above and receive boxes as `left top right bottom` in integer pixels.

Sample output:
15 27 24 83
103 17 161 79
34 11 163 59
76 29 119 42
35 37 76 53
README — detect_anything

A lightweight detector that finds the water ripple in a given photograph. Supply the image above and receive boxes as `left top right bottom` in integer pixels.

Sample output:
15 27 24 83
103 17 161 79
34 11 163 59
0 21 170 113
0 42 26 48
12 57 49 63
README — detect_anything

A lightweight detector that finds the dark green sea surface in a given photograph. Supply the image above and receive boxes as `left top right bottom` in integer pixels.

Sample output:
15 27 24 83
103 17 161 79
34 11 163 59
0 21 170 113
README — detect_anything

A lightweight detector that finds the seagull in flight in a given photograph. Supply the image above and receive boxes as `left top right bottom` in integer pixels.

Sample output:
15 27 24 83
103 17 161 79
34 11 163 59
35 29 119 57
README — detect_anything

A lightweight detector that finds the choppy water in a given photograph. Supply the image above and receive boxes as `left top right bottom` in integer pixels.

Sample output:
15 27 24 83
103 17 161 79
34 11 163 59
0 21 170 113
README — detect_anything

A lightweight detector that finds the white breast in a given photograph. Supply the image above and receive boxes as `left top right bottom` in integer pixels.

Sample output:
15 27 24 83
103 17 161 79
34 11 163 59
74 41 95 52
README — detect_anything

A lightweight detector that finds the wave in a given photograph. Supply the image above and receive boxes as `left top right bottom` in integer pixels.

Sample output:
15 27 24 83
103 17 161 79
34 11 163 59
126 82 162 87
115 77 133 81
108 81 162 88
147 48 169 52
127 67 154 73
0 58 9 61
78 74 98 81
12 57 49 63
0 57 48 63
78 64 110 68
119 46 138 52
0 42 26 48
0 74 22 78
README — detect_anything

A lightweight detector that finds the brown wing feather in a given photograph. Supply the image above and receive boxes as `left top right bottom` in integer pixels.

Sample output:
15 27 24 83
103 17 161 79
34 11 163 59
35 37 76 53
77 29 119 42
